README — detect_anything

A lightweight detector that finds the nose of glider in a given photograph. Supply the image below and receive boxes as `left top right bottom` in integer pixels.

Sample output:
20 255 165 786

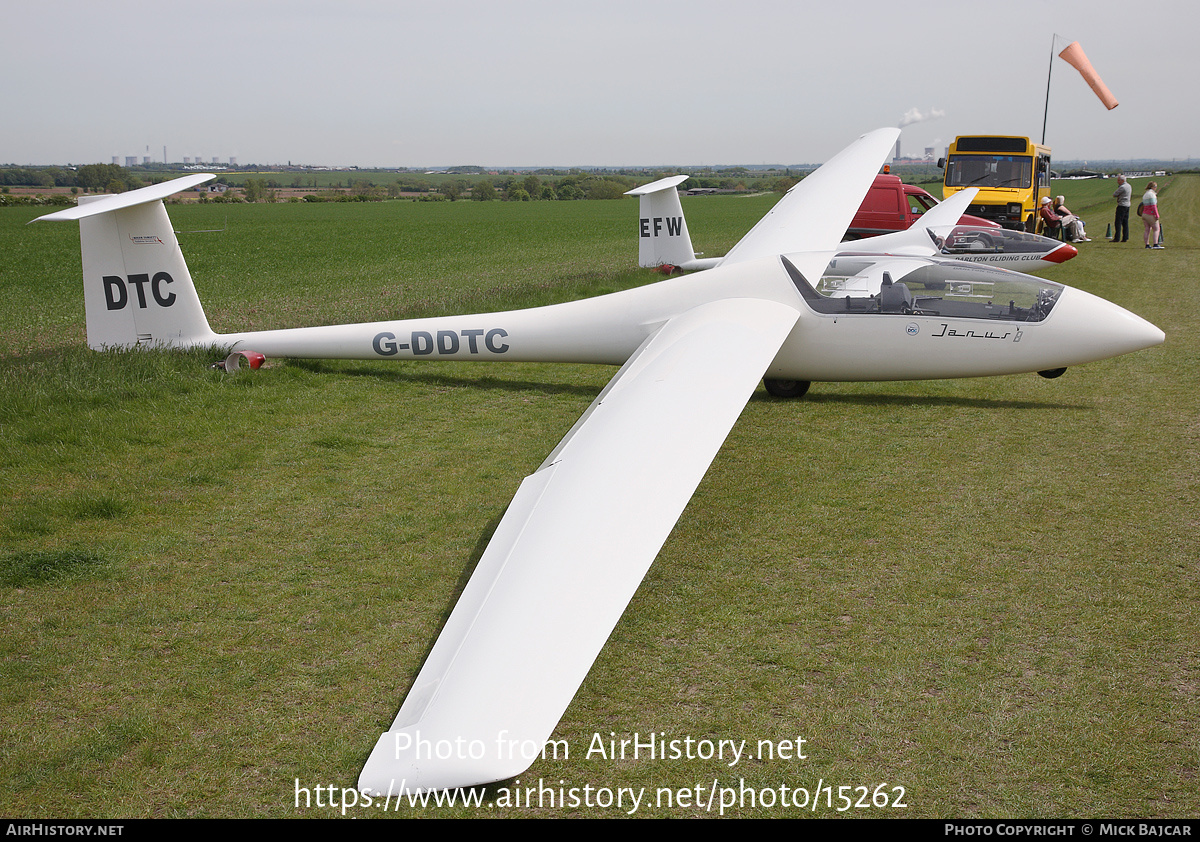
1052 286 1165 363
1044 242 1078 264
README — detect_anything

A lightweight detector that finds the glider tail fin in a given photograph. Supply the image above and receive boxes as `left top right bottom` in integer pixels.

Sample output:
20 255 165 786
913 186 979 232
34 175 218 350
625 176 716 271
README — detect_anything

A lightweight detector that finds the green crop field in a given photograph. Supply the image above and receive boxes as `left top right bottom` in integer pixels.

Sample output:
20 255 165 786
1 181 1196 818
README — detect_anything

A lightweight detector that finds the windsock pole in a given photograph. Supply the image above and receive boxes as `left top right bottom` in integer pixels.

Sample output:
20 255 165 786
1042 34 1060 145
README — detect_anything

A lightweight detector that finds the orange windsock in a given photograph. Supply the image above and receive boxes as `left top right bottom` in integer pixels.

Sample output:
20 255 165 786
1058 41 1119 110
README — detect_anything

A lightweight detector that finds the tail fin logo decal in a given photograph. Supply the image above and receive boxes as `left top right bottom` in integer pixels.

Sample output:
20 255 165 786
103 273 177 310
128 234 165 245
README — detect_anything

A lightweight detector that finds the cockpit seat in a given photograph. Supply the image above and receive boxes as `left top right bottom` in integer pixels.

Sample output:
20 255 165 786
879 274 914 314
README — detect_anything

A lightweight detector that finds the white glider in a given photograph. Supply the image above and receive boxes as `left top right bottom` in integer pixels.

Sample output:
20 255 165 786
34 127 1163 793
628 175 1078 273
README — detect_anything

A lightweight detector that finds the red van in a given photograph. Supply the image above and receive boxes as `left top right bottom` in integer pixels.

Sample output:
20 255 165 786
846 174 996 240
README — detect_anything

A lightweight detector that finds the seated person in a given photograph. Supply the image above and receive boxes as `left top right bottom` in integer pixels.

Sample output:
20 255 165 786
1053 195 1090 242
1039 197 1063 236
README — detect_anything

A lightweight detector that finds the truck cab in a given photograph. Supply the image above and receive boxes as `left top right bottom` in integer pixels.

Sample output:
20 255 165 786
939 136 1052 233
845 174 995 240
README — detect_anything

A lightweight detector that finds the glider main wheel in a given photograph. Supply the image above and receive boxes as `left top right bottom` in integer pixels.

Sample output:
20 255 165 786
763 379 811 399
1037 368 1067 379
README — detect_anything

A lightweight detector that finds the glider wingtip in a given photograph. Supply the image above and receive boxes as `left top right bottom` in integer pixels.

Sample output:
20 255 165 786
358 730 532 795
625 174 689 196
29 205 79 223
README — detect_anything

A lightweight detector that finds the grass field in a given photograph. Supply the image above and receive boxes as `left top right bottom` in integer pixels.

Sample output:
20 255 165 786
1 180 1196 818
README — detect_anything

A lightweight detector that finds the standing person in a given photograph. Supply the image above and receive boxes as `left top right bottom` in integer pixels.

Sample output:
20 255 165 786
1141 181 1163 249
1112 175 1131 242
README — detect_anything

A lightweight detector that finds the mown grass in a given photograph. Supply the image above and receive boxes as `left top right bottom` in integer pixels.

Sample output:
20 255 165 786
0 182 1196 818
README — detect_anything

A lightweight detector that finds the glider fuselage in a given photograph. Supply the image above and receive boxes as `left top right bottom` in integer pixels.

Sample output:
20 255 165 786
216 253 1161 384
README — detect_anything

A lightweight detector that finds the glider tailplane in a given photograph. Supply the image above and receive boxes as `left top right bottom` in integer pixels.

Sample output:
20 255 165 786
624 176 716 271
35 176 217 350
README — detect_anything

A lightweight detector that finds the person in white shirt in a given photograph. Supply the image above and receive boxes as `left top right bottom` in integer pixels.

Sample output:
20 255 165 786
1141 182 1162 249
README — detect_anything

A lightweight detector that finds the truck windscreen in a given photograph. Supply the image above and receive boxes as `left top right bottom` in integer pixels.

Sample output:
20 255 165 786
945 155 1033 189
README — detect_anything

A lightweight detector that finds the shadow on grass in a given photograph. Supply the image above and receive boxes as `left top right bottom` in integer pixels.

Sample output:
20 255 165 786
290 358 605 399
290 359 1092 410
762 390 1087 411
353 508 505 771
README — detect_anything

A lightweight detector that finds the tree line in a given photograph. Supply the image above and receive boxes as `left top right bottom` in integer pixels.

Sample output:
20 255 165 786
0 164 150 193
2 165 802 204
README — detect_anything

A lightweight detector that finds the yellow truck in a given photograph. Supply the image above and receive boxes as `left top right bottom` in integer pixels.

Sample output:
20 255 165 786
939 136 1052 233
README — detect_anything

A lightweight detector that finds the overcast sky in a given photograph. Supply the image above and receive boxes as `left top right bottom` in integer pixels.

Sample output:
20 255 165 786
3 0 1194 168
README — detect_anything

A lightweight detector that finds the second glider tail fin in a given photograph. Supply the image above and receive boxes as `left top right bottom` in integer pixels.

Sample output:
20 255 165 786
33 174 218 350
625 176 718 271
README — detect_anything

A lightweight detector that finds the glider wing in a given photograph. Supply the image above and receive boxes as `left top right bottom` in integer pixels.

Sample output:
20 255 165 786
720 127 900 271
358 295 799 793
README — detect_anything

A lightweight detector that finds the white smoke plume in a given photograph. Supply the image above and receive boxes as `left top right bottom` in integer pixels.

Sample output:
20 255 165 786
898 107 946 127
